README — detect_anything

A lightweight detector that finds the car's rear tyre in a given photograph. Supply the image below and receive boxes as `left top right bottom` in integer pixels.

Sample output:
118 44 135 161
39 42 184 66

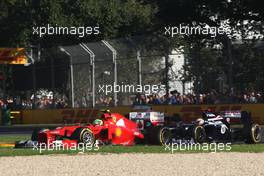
246 124 261 144
159 127 172 146
72 128 95 145
144 126 162 145
193 126 206 143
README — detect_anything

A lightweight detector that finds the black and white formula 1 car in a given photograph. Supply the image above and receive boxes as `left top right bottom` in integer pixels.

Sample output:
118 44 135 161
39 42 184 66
159 110 262 145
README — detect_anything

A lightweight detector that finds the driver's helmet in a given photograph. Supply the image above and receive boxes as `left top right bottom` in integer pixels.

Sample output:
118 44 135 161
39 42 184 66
93 119 103 126
196 118 205 126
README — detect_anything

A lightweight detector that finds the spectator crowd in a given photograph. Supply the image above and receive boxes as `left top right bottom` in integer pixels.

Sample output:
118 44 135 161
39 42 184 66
0 95 68 110
0 90 263 110
133 90 264 105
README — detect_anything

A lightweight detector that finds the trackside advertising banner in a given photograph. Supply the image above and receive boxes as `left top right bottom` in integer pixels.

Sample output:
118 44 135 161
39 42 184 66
0 48 27 64
19 104 264 124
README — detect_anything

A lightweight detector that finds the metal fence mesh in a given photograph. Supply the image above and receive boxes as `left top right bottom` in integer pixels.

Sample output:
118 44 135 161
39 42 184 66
4 38 264 109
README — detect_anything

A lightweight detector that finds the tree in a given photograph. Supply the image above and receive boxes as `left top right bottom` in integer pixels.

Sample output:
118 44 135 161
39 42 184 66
148 0 263 93
0 0 155 47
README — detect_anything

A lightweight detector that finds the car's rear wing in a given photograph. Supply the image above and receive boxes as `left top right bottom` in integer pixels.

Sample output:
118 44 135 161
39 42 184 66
129 111 165 128
220 111 242 118
220 111 252 125
129 112 164 121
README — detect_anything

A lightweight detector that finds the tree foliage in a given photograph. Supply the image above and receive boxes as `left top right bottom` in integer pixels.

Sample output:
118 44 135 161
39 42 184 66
0 0 155 47
0 0 263 94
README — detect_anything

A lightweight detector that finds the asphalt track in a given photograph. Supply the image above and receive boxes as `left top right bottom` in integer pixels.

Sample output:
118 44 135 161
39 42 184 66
0 125 61 135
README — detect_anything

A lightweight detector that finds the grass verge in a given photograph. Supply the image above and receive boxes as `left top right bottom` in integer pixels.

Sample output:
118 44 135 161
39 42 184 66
0 135 264 156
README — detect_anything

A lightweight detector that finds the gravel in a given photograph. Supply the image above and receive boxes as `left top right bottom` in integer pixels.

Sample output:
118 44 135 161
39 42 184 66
1 153 264 176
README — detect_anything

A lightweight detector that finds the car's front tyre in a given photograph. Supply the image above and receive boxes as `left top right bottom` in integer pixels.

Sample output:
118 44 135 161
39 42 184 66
159 127 172 146
72 128 95 145
193 125 206 143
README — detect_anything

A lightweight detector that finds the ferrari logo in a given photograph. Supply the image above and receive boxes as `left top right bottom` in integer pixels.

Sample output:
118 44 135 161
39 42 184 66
115 128 122 137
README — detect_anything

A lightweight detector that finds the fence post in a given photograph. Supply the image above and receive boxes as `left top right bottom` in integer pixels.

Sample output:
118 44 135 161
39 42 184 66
79 43 96 108
102 40 118 106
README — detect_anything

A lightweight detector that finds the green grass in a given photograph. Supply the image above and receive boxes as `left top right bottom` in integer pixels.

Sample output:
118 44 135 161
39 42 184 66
1 134 264 157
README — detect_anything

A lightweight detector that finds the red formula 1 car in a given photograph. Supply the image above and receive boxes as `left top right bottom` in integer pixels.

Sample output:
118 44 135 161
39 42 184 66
17 110 144 148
